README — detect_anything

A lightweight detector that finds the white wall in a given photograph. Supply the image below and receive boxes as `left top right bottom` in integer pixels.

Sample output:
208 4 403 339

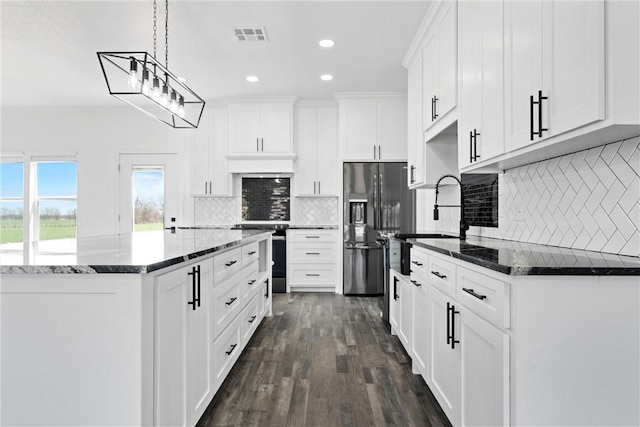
1 107 196 237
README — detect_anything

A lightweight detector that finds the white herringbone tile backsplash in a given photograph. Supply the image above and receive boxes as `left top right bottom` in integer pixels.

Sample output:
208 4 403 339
194 197 239 226
436 136 640 257
293 197 338 225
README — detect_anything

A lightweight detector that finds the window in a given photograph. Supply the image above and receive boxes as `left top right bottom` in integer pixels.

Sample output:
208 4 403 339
0 160 24 245
132 168 164 231
0 157 77 246
34 161 77 240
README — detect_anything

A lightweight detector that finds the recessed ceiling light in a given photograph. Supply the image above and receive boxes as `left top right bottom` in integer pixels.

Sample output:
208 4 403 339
320 74 334 81
319 39 335 48
246 76 259 82
177 76 187 83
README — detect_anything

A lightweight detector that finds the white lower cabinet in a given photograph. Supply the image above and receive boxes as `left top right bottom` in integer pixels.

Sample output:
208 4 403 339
398 274 413 352
286 229 338 292
155 237 272 427
389 270 401 334
155 258 214 427
410 272 429 377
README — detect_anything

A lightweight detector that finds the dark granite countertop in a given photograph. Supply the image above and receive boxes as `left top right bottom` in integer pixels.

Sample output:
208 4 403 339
288 225 338 230
408 236 640 276
1 229 271 274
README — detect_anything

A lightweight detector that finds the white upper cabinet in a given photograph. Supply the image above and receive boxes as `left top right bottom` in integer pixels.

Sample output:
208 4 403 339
504 0 605 152
339 95 407 161
228 101 293 154
295 103 338 196
407 54 425 188
191 106 231 196
458 0 505 168
422 0 457 137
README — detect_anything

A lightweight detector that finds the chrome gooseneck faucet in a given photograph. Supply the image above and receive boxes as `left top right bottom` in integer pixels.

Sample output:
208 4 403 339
434 174 469 240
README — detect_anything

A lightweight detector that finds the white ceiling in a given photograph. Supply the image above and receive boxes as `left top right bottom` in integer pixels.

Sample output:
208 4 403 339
1 1 431 108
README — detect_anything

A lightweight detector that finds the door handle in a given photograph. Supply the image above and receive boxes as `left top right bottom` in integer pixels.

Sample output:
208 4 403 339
225 260 237 267
472 129 481 162
462 287 487 300
469 130 474 163
248 279 256 286
225 297 237 306
410 165 415 183
261 137 264 151
195 265 201 307
248 315 257 323
410 279 422 287
264 279 269 299
433 96 439 120
187 266 197 311
393 276 399 300
257 137 260 151
225 343 237 356
373 145 377 159
431 270 446 279
248 251 257 255
305 252 320 255
451 304 460 349
537 90 548 138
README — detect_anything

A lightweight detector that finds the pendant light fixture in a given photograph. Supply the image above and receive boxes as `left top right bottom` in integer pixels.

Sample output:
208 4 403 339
97 0 205 128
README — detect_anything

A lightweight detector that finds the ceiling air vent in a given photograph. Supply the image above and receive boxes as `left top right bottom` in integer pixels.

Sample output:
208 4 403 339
233 27 268 42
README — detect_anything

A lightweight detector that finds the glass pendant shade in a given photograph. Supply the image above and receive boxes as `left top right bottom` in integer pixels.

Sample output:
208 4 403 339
97 51 205 129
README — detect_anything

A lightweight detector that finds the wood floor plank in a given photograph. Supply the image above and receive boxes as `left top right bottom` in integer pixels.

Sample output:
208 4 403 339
197 293 451 427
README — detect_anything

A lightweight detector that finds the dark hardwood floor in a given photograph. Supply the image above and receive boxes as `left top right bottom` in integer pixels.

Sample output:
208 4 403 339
197 293 451 427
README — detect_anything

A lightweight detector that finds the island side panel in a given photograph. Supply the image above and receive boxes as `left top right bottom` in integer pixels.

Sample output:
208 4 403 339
0 273 151 427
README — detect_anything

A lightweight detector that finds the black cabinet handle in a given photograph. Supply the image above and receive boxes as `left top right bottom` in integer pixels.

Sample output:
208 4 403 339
411 260 423 267
261 137 264 151
318 181 321 194
305 236 320 239
431 96 435 121
225 344 237 356
410 165 415 183
373 145 377 159
469 130 474 163
248 279 256 286
378 145 381 159
306 252 320 255
450 304 460 349
529 94 535 141
209 181 212 194
410 279 422 287
204 181 208 194
248 251 257 255
264 279 269 299
537 90 548 138
225 297 237 306
256 137 260 151
446 302 451 345
463 287 487 300
393 276 399 301
431 270 446 279
187 266 200 311
225 260 237 267
196 265 201 307
305 273 320 277
248 315 257 324
433 96 439 120
472 129 480 162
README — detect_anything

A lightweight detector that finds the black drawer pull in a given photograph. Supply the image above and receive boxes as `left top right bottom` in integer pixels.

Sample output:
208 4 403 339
463 288 487 300
225 297 237 306
306 273 320 277
306 252 320 255
225 344 237 356
410 279 422 287
248 315 257 323
248 251 257 255
248 279 256 285
411 260 423 266
225 260 238 267
305 235 320 239
431 271 447 279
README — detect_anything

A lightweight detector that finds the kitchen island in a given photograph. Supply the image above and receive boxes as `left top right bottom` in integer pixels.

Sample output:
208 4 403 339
1 229 273 427
390 235 640 426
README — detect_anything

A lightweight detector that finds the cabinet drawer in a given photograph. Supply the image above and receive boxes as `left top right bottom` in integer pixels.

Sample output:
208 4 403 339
428 254 457 298
289 243 336 263
241 242 259 267
212 314 242 392
213 248 242 284
241 294 262 344
212 271 242 339
410 246 429 278
457 266 510 328
287 230 337 243
240 261 260 305
290 265 337 285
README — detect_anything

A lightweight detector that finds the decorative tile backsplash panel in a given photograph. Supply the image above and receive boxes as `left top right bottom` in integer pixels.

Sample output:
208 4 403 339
436 136 640 257
194 197 239 226
293 197 339 225
242 178 291 221
462 174 499 227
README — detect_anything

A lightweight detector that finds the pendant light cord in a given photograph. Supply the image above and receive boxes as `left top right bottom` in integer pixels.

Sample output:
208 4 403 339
165 0 169 69
152 0 157 58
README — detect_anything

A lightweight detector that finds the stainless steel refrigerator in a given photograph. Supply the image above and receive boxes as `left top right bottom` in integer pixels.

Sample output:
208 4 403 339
343 162 415 296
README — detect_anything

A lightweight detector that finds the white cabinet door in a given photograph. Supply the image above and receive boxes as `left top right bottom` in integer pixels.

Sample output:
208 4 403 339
209 108 230 195
407 53 425 188
295 105 338 196
156 260 211 427
261 104 292 153
543 0 605 137
295 106 318 195
411 276 429 377
191 113 211 195
422 30 439 130
428 287 460 426
340 100 378 160
398 275 413 352
378 98 407 160
187 260 214 425
437 0 457 120
228 105 261 153
505 0 604 152
389 271 400 334
459 305 510 427
459 0 504 168
315 106 338 194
